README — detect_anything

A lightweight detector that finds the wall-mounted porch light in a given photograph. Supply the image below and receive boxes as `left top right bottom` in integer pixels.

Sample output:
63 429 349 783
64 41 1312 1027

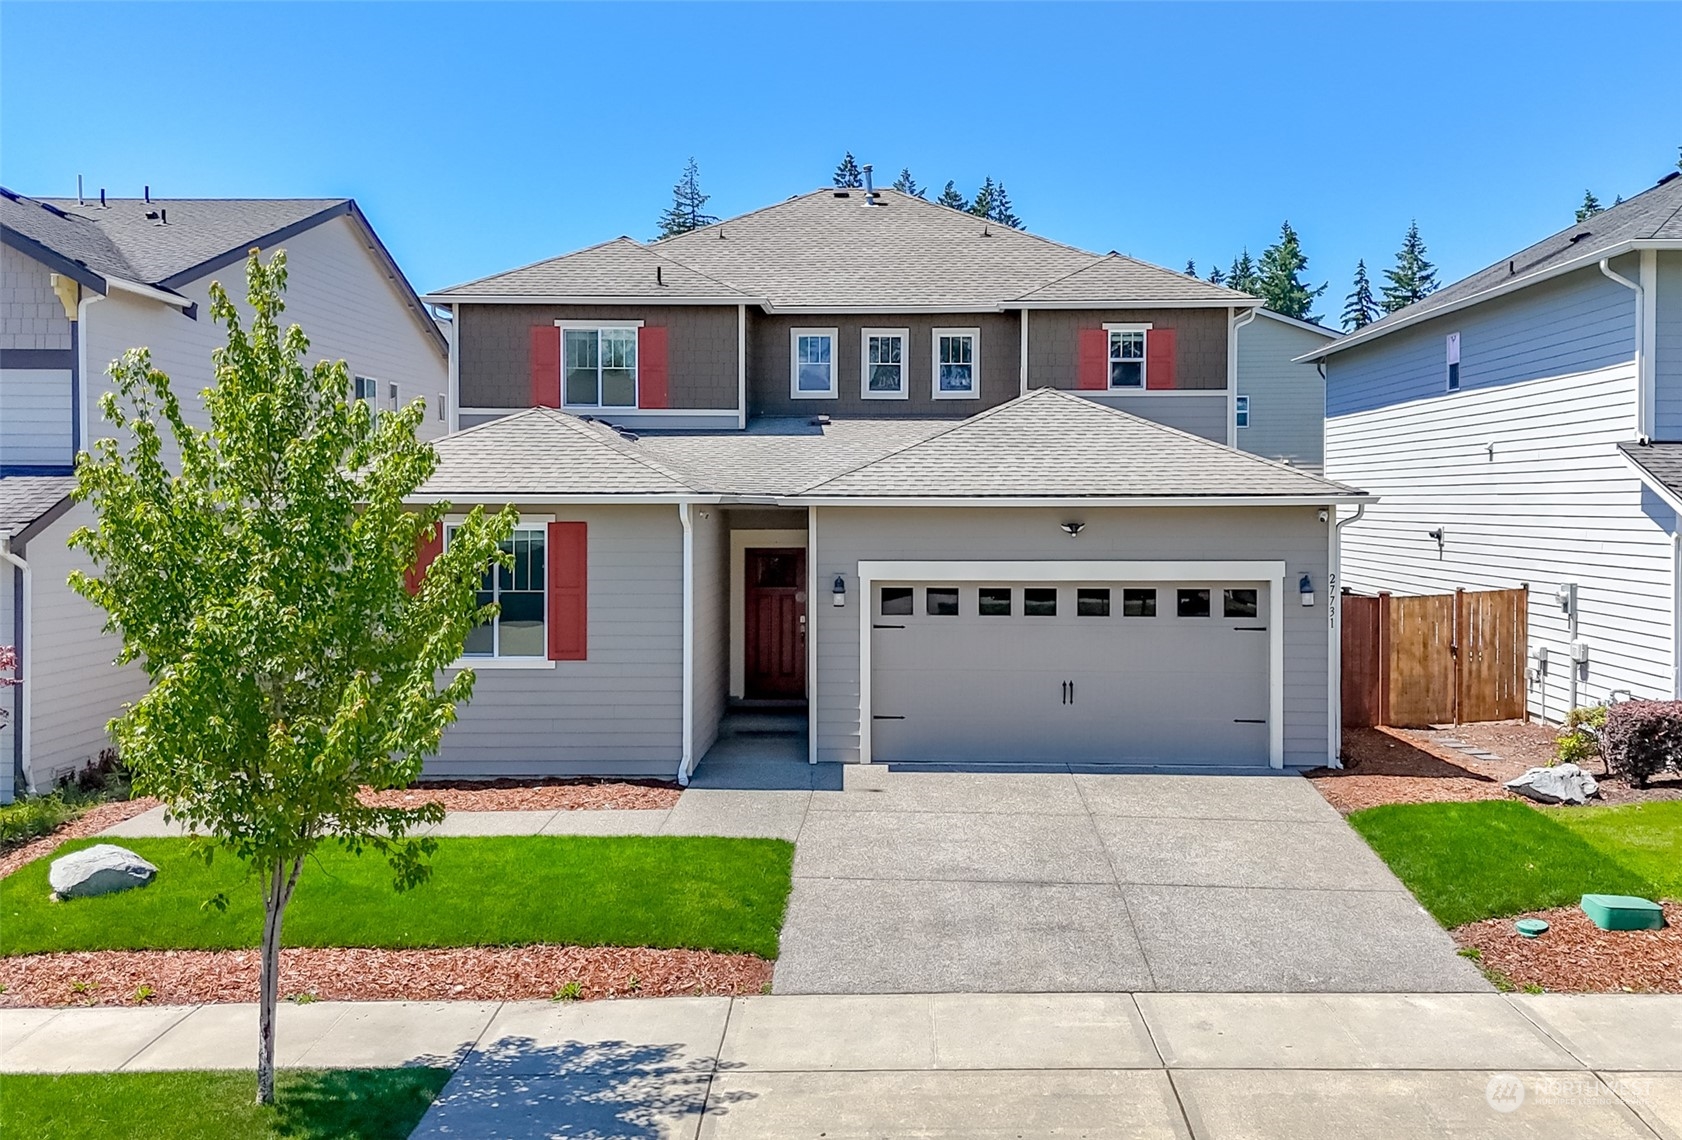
832 574 847 607
1299 573 1315 607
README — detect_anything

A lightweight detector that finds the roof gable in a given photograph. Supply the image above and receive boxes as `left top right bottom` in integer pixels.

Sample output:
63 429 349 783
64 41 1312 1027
434 237 751 300
419 408 700 499
1011 252 1255 305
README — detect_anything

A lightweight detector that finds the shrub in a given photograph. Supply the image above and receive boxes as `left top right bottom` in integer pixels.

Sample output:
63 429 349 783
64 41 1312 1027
1556 705 1607 766
1602 700 1682 788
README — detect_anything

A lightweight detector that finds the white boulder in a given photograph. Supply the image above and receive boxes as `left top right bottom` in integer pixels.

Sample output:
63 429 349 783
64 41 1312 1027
1505 763 1600 806
48 844 158 899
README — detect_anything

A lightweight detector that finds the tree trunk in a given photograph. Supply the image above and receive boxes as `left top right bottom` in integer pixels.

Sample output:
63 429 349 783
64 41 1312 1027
255 857 303 1106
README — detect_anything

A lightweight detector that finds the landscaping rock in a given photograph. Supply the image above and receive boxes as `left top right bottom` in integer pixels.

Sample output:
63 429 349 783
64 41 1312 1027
1505 763 1600 805
48 844 158 899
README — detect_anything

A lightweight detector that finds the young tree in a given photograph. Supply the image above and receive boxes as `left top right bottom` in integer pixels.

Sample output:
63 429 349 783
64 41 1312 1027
1255 221 1326 322
1206 265 1227 286
1341 259 1379 331
968 176 998 221
936 180 969 211
891 167 925 198
1380 220 1439 312
989 181 1022 229
833 151 864 189
69 251 515 1105
1227 249 1260 296
654 157 719 239
1575 190 1603 223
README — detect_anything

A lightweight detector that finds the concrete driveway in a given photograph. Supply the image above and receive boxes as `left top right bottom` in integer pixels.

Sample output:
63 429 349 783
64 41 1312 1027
766 765 1487 994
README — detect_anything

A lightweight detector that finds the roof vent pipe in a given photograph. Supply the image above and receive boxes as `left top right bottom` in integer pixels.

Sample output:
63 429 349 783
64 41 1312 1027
77 175 84 206
144 185 150 204
862 164 877 206
99 189 107 208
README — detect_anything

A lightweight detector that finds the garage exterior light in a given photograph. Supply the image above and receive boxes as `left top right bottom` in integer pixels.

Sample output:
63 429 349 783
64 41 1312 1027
1299 573 1315 607
833 574 847 607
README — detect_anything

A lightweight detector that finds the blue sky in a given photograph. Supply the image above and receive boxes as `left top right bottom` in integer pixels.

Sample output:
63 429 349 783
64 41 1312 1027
3 2 1678 310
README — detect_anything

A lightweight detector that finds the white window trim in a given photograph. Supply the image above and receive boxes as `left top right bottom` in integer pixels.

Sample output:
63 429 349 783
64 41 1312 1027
860 327 910 400
556 320 644 411
1445 331 1462 392
1104 323 1151 390
1235 394 1251 428
790 327 839 399
446 521 553 665
931 327 981 400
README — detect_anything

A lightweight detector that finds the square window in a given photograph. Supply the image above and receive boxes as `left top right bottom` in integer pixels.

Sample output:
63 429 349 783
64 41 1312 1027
978 587 1012 616
1122 588 1157 617
880 586 913 616
926 587 960 616
1176 588 1211 618
1223 588 1259 618
1108 328 1147 388
1024 587 1058 616
933 329 979 398
1077 588 1111 617
862 329 908 398
562 327 638 408
792 329 838 398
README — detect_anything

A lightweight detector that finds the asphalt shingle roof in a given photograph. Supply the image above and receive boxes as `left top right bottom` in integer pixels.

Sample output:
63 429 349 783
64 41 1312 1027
638 418 951 497
1010 253 1254 304
437 237 752 299
419 409 699 499
1 190 137 282
0 476 77 540
1619 442 1682 500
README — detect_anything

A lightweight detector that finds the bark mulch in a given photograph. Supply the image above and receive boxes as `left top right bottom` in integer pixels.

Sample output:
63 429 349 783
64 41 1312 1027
0 945 772 1008
0 798 160 881
358 778 680 813
1307 728 1521 813
1453 902 1682 994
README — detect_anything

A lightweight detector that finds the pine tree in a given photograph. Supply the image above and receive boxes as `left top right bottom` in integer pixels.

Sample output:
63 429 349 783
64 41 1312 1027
1206 266 1227 286
1575 190 1603 223
1227 250 1260 296
968 176 998 220
989 181 1023 228
653 157 718 239
1255 221 1326 322
833 151 863 189
936 181 968 211
1341 259 1379 331
1380 220 1439 313
1184 260 1198 277
891 168 925 198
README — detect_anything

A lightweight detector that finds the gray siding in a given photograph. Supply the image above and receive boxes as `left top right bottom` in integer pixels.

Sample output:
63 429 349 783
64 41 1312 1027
1237 316 1329 470
749 312 1018 417
1655 252 1682 440
2 245 73 351
811 505 1332 768
1027 308 1228 391
458 303 740 411
690 507 729 765
1073 391 1229 443
431 505 684 778
1326 258 1639 417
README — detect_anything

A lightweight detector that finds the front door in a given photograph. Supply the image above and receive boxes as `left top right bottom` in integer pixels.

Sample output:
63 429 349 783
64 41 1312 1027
744 548 807 700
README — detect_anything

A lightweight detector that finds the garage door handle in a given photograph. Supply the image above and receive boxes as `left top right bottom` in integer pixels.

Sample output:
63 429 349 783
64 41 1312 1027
1233 626 1268 632
873 714 906 720
1233 718 1266 724
873 624 905 630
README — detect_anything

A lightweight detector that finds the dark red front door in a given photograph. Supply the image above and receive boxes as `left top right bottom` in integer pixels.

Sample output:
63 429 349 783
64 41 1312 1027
744 548 807 699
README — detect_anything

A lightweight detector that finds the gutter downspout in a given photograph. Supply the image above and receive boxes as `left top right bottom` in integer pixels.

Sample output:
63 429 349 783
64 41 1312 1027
1330 504 1367 767
677 502 695 785
1 541 30 799
1598 258 1648 438
1228 306 1259 448
76 292 105 465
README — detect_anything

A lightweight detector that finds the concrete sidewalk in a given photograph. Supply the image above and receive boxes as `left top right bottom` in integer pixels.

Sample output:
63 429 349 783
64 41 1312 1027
4 993 1678 1137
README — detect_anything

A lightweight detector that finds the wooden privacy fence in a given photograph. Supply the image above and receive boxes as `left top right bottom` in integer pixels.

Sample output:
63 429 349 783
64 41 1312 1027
1342 587 1529 727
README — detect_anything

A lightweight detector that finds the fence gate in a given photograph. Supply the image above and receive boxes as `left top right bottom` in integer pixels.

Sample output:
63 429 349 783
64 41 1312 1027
1341 587 1528 727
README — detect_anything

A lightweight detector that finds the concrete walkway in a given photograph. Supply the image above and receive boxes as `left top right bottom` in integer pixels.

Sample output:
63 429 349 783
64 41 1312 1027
4 993 1679 1137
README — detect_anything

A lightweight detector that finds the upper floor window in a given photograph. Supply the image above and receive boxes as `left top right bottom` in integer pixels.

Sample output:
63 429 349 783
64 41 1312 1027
933 328 979 399
862 328 908 399
792 328 838 398
563 325 638 408
1235 395 1251 428
1445 332 1461 392
353 375 380 422
1108 326 1147 388
452 525 548 659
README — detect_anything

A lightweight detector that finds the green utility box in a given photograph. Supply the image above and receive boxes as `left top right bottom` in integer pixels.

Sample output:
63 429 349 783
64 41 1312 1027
1580 894 1665 931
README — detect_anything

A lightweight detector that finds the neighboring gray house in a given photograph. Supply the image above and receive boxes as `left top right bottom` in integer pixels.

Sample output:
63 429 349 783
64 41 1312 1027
0 188 448 800
417 185 1366 782
1237 309 1338 471
1306 171 1682 722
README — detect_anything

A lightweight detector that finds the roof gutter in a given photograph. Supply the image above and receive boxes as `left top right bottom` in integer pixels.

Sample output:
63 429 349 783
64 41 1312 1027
1619 449 1682 519
777 494 1378 508
104 276 197 316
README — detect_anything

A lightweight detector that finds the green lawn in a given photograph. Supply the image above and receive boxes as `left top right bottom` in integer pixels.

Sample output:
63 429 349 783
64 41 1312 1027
1 835 793 959
1347 799 1670 928
0 1068 450 1140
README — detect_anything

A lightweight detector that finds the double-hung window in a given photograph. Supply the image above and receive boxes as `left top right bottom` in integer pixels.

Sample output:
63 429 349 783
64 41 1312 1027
1107 326 1148 388
1235 395 1251 428
354 375 380 423
455 525 548 659
933 328 979 399
791 328 838 398
861 328 908 399
563 325 638 408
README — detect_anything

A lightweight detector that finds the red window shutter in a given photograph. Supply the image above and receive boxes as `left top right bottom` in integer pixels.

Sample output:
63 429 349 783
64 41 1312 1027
639 326 669 408
547 521 587 661
530 326 561 408
1076 328 1108 390
406 524 443 595
1146 328 1177 390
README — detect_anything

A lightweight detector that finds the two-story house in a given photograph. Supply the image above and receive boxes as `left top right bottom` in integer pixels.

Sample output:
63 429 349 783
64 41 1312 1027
1306 171 1682 723
416 185 1366 783
0 188 447 800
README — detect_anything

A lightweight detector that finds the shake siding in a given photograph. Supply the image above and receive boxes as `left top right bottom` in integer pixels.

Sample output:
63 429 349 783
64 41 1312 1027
811 505 1331 767
1327 361 1672 716
1 245 73 350
431 505 683 778
1237 317 1328 470
690 508 729 764
1327 260 1639 417
1655 252 1682 440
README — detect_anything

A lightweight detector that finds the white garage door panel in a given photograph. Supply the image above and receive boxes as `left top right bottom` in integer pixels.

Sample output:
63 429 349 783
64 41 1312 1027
871 583 1269 766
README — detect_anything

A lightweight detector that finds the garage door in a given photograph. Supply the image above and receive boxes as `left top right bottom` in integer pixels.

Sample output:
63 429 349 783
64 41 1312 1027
870 581 1270 766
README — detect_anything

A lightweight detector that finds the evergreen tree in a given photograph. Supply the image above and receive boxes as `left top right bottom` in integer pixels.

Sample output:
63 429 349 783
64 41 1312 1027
654 157 718 239
936 181 968 211
833 151 863 189
1206 266 1227 286
1380 220 1439 313
1256 221 1326 322
989 181 1023 228
1575 190 1603 223
891 168 925 198
968 176 998 220
1184 260 1198 277
1614 194 1625 206
1227 249 1260 296
1341 259 1379 331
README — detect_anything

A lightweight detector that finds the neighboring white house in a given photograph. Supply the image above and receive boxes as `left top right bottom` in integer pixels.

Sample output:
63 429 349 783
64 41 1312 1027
1307 170 1682 723
0 189 448 801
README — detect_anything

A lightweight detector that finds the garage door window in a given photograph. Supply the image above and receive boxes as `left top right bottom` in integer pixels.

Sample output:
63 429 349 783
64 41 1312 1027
1177 588 1211 618
881 587 913 616
926 587 960 616
1024 588 1058 616
1077 588 1110 617
978 587 1012 616
1223 588 1259 619
1122 588 1157 617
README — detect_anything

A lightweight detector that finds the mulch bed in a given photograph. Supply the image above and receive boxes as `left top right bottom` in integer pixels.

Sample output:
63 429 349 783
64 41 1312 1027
358 778 680 813
0 798 160 880
0 945 772 1008
1453 902 1682 994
